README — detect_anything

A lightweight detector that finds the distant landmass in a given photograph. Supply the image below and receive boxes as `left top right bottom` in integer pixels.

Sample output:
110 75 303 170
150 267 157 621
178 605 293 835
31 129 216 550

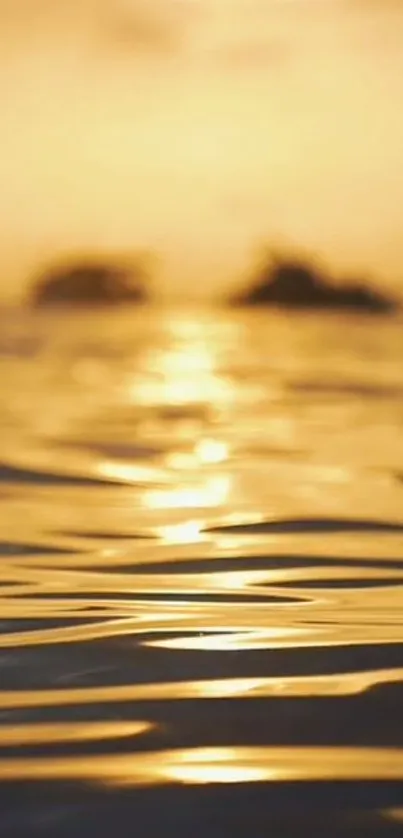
30 261 149 309
230 256 398 315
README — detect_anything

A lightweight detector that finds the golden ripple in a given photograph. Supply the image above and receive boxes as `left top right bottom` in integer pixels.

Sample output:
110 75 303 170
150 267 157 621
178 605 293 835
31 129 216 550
0 668 401 710
0 581 403 648
0 746 401 787
0 721 152 746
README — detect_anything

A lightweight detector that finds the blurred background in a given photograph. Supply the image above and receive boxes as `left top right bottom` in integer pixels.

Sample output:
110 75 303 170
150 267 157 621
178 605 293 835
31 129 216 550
1 0 403 302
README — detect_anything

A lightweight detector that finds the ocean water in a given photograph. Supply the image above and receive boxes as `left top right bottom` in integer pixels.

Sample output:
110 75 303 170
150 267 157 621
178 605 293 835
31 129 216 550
0 306 402 837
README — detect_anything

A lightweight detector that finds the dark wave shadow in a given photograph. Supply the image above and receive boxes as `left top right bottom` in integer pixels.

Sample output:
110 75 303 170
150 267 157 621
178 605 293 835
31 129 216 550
0 463 132 488
207 518 403 535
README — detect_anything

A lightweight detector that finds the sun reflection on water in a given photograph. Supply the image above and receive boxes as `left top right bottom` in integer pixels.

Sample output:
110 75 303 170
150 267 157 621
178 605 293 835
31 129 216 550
0 308 402 810
164 747 275 786
143 475 231 511
127 318 236 410
157 520 205 544
0 746 401 788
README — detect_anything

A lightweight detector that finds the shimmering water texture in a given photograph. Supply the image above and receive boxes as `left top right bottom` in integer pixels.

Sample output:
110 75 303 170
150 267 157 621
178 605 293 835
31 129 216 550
0 308 402 837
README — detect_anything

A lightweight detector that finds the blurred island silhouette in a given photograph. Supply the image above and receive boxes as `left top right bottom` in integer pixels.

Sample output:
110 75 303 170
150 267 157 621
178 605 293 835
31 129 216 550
26 249 400 313
30 258 149 309
230 252 399 315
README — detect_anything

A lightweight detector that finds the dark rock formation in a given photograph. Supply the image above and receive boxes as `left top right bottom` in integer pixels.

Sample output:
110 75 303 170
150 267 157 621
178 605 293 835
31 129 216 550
30 261 148 309
231 257 398 315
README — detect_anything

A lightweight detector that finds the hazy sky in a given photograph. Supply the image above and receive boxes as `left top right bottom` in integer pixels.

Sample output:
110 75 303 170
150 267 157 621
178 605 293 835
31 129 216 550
1 0 403 299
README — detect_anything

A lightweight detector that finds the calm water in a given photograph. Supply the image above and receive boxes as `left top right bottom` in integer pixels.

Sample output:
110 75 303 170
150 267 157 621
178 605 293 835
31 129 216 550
0 306 402 836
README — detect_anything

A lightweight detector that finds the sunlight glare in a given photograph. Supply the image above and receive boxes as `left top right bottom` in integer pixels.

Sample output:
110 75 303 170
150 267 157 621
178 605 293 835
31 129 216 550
163 747 278 785
143 474 231 509
157 520 205 544
196 438 229 464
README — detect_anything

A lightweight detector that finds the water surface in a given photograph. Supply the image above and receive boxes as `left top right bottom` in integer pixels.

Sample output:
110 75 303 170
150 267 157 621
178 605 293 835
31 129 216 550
0 307 402 836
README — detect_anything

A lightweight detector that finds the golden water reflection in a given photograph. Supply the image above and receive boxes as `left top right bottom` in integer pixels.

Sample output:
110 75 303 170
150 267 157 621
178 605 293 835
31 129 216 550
0 669 402 711
0 309 402 803
0 747 401 788
0 722 152 746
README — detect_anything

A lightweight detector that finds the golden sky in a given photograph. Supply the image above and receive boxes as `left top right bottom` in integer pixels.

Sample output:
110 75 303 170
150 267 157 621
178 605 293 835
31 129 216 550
1 0 403 299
